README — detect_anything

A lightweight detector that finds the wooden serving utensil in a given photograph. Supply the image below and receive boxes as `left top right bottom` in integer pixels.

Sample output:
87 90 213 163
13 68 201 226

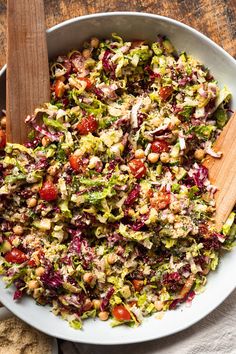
6 0 50 144
203 111 236 232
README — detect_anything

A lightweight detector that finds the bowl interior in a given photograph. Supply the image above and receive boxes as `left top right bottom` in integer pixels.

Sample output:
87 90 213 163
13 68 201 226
0 12 236 345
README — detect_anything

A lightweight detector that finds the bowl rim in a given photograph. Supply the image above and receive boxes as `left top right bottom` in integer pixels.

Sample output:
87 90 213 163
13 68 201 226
0 11 236 345
0 11 235 76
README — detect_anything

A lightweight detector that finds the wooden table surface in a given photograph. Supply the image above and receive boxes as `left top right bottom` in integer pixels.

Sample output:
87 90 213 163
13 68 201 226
0 0 236 69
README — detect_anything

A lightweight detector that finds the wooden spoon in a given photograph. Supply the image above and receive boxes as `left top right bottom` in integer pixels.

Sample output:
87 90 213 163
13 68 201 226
6 0 50 144
203 111 236 232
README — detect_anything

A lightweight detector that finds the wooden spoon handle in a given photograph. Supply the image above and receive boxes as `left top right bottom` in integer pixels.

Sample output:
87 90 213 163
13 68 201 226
203 112 236 232
6 0 50 144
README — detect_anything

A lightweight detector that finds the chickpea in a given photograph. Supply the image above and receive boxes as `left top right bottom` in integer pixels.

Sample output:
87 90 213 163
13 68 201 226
128 208 135 217
110 143 124 156
33 288 41 299
107 253 117 265
154 300 164 311
13 225 24 235
47 165 58 176
28 280 39 290
41 136 50 147
31 184 40 193
35 266 45 277
135 149 145 159
92 299 101 310
194 148 205 160
83 272 96 285
98 311 109 321
27 197 37 208
160 152 170 163
1 116 6 128
121 285 131 299
170 201 181 214
82 48 91 59
90 37 100 48
148 152 159 163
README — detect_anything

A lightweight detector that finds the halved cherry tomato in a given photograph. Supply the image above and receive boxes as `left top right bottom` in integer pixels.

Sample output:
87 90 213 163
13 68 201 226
0 129 6 149
151 191 171 210
159 86 173 101
54 79 66 98
112 305 131 321
79 77 92 90
69 154 88 173
39 180 58 201
132 279 144 292
69 154 81 172
5 248 27 264
151 139 169 153
77 115 98 135
128 159 147 179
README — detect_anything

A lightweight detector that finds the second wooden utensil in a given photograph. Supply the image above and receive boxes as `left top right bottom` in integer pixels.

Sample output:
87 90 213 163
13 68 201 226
204 111 236 232
6 0 50 144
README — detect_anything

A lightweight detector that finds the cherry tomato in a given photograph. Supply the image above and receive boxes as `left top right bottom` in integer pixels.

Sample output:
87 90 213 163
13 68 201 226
39 180 58 201
151 139 169 153
151 191 171 210
0 129 6 149
5 248 27 264
79 77 92 90
54 79 66 98
159 86 173 101
128 159 147 179
112 305 131 321
77 115 98 135
132 279 144 292
69 154 81 172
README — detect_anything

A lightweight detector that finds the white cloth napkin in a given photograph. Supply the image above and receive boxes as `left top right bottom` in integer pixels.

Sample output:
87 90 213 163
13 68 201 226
60 289 236 354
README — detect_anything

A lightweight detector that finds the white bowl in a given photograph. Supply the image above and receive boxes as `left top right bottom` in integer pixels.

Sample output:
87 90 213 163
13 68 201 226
0 12 236 345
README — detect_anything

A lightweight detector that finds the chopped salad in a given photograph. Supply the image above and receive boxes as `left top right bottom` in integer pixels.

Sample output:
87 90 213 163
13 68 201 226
0 34 235 329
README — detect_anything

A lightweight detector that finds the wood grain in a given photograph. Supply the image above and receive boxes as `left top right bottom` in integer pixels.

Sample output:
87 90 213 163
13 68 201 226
204 112 236 232
0 0 235 69
6 0 50 143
